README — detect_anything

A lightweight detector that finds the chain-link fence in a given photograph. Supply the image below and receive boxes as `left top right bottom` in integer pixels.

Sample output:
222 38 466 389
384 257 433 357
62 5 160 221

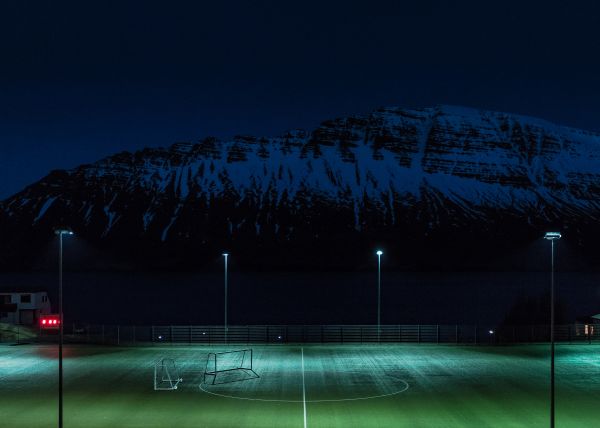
2 323 598 345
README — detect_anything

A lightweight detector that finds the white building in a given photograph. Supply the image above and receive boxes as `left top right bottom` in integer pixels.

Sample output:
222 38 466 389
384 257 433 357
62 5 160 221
0 289 52 326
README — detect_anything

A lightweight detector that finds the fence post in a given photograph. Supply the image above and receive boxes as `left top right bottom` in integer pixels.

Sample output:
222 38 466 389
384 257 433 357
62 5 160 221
170 326 173 345
418 324 421 344
133 326 136 344
117 325 120 345
568 324 572 344
321 325 323 344
436 325 439 344
455 325 459 344
475 325 478 345
151 326 155 344
102 325 105 344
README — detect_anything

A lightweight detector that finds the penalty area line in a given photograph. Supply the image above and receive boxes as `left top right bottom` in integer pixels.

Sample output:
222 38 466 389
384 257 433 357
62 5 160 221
301 347 307 428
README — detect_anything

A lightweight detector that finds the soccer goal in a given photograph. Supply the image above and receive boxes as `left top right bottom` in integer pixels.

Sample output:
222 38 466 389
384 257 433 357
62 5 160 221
203 348 259 385
154 358 183 390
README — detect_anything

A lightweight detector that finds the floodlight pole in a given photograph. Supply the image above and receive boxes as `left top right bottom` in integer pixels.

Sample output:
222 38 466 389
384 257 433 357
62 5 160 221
58 232 63 428
544 232 561 428
376 250 383 342
223 253 228 342
55 228 72 428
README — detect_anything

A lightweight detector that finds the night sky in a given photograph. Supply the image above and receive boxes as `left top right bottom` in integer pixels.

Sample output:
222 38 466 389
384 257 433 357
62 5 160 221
1 0 600 199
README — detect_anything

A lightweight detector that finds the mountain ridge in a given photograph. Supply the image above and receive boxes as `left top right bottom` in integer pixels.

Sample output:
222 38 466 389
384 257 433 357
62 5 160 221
1 104 599 270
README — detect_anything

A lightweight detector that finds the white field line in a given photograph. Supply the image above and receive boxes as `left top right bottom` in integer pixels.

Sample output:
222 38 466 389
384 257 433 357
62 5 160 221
301 347 307 428
198 381 409 403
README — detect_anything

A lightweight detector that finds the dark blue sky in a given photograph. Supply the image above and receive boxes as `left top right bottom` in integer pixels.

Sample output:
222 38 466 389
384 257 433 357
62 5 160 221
1 0 599 199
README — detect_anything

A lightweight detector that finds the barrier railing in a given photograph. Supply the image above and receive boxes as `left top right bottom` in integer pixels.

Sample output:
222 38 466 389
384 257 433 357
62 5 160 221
2 323 596 345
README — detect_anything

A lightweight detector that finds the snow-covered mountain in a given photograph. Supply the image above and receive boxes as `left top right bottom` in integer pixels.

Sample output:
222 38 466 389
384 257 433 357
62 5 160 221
2 105 600 269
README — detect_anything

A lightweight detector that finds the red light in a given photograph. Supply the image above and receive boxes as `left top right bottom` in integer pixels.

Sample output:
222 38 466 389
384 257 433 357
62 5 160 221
41 316 60 329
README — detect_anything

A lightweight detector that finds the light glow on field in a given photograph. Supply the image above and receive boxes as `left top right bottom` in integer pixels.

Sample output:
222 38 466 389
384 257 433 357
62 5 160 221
1 344 600 427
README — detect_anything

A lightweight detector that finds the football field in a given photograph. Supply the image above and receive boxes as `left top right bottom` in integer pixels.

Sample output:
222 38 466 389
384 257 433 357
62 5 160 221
1 343 599 427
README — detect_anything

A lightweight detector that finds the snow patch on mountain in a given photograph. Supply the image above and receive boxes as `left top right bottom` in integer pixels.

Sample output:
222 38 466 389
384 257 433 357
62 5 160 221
33 197 57 223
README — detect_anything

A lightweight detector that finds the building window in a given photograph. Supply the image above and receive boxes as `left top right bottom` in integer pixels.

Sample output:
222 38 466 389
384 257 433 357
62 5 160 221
20 294 31 303
42 295 47 302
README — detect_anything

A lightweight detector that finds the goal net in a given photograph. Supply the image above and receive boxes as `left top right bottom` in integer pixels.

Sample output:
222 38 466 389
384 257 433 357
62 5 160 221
203 348 259 385
154 358 183 390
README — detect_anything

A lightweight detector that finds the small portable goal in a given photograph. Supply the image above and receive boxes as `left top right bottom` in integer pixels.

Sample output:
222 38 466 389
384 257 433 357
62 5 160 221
154 358 183 390
203 348 259 385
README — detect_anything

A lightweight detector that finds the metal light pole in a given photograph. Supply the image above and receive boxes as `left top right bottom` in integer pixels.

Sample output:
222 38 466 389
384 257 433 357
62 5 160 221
544 231 561 428
376 250 383 342
55 228 73 428
223 253 228 342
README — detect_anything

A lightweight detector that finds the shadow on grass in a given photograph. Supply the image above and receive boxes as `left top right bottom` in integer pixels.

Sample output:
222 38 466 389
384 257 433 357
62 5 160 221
458 344 569 359
205 368 260 385
35 344 132 359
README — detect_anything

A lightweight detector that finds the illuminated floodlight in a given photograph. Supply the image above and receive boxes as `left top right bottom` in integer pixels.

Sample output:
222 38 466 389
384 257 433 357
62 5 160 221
54 228 74 236
222 253 229 257
376 250 383 256
489 330 494 335
544 232 561 241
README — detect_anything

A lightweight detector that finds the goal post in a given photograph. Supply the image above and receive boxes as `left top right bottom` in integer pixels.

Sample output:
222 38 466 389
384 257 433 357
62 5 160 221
203 348 259 385
154 358 183 390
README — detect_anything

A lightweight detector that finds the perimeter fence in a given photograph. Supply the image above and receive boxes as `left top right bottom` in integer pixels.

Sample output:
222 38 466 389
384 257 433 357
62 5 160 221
1 323 599 346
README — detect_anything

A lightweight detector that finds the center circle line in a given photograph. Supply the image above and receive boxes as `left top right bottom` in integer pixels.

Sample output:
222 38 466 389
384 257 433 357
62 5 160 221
198 379 409 403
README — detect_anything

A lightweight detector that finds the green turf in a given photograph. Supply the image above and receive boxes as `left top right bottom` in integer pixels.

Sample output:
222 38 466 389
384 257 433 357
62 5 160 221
1 343 599 427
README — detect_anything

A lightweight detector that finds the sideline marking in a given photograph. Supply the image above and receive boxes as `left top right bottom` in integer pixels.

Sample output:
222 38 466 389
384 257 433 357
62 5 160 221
301 347 307 428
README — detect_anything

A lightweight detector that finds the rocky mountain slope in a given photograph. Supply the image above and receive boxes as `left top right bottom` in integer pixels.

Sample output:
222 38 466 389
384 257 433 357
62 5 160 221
2 105 599 270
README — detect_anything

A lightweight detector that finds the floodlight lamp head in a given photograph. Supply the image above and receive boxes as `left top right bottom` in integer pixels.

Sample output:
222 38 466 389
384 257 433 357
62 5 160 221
222 253 229 257
376 250 383 256
544 232 561 241
54 228 74 236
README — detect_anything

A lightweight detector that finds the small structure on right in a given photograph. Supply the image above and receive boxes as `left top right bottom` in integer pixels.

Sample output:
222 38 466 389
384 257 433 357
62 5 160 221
575 313 600 338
